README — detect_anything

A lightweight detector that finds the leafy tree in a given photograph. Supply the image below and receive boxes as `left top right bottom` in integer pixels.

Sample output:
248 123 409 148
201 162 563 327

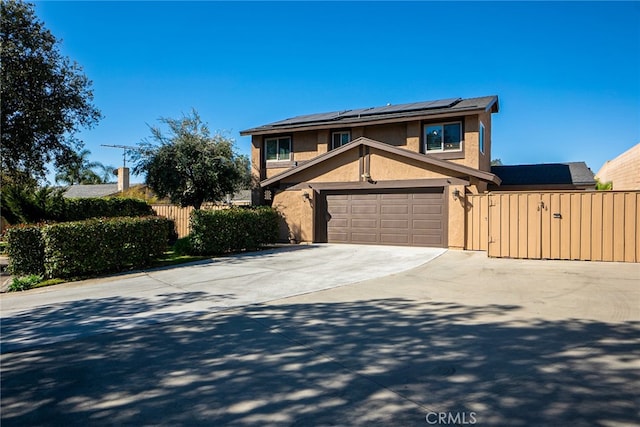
133 110 250 209
54 149 108 185
117 185 161 204
97 163 118 184
0 185 66 224
491 158 503 166
0 0 101 184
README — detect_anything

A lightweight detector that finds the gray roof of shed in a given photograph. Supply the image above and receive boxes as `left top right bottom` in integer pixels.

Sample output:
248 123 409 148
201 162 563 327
241 95 499 136
491 162 596 187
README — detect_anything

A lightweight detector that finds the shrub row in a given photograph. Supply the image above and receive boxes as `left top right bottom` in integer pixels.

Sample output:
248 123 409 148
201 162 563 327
189 207 279 255
1 185 154 225
6 225 45 276
64 198 155 221
7 216 173 279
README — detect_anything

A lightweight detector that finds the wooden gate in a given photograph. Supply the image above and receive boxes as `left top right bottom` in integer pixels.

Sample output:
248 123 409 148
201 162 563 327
465 191 640 262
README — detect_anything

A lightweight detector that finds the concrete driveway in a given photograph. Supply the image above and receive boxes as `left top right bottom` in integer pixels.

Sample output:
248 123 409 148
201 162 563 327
0 244 445 352
1 247 639 426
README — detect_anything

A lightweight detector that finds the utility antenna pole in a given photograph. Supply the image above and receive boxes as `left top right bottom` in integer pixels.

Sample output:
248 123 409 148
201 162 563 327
100 144 139 168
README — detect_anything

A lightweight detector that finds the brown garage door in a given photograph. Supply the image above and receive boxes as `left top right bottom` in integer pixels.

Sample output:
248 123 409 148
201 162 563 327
324 188 446 247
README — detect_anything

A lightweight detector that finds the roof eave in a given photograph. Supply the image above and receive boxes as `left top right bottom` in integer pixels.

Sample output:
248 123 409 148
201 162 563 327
485 96 499 113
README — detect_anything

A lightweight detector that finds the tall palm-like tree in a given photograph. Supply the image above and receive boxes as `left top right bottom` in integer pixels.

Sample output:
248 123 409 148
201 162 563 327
55 149 106 185
96 163 117 183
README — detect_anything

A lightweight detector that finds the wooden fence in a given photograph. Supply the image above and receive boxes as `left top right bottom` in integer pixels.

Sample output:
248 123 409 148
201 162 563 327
152 204 229 238
465 191 640 263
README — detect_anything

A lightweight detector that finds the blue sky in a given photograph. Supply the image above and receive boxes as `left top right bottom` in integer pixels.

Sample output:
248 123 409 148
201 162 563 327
34 1 640 183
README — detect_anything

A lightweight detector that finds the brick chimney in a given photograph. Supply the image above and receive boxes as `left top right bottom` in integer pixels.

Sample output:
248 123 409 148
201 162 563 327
117 167 130 192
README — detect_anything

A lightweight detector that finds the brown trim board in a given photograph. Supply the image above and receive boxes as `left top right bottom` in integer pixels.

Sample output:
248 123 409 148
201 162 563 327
286 178 468 191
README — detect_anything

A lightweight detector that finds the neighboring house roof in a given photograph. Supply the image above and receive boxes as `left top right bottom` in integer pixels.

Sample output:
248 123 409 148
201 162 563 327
241 95 499 136
64 184 253 205
63 184 119 198
261 137 501 188
595 143 640 190
490 162 596 189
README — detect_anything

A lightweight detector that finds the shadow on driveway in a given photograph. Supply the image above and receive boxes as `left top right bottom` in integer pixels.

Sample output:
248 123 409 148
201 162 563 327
2 295 638 426
0 292 236 352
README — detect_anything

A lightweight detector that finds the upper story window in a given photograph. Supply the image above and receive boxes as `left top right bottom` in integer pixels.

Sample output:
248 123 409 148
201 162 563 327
479 122 485 154
265 136 291 161
424 122 462 152
332 131 351 150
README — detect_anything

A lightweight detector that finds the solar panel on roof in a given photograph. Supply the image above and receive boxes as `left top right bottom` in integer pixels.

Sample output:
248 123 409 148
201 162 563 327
365 104 402 114
356 97 462 117
265 97 464 127
427 98 462 109
338 107 375 119
269 111 342 127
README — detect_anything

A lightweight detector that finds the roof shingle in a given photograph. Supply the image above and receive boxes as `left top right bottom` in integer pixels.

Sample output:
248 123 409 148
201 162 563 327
63 184 119 198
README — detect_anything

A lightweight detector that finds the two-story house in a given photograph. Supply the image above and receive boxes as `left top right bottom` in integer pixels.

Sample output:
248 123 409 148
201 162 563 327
240 95 501 248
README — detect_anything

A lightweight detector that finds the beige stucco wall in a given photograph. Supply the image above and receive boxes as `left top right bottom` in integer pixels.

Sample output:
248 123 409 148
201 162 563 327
272 189 315 243
278 146 469 185
266 167 290 179
283 148 361 184
363 123 407 147
293 131 321 162
317 130 330 155
447 185 466 249
457 115 480 170
368 149 451 181
251 135 262 182
352 127 365 139
406 121 421 152
595 143 640 190
478 111 493 172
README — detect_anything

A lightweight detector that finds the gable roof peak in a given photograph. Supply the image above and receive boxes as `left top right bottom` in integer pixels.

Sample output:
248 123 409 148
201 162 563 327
261 137 500 187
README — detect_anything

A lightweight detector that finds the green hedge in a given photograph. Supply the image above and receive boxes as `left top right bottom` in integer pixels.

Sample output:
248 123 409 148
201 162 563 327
190 207 279 255
64 198 154 221
1 186 66 224
1 184 154 225
7 216 173 279
6 225 45 276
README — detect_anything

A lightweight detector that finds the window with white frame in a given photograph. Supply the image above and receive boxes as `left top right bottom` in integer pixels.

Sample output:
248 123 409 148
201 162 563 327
331 131 351 150
265 136 291 161
424 122 462 152
479 122 485 154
